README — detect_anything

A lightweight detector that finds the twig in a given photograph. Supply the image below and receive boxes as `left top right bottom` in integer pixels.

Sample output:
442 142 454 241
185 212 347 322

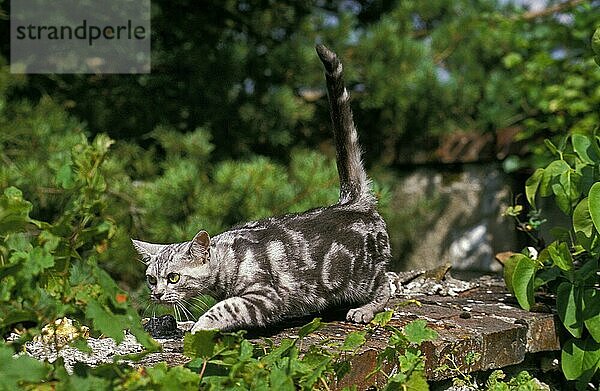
198 359 208 380
520 0 585 20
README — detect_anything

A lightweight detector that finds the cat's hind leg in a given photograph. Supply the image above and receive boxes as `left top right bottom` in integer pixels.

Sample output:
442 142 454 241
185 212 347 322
346 273 391 323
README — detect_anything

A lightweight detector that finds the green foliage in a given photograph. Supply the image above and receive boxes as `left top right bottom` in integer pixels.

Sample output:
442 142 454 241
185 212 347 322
181 317 437 390
0 138 155 344
0 344 50 390
505 133 600 388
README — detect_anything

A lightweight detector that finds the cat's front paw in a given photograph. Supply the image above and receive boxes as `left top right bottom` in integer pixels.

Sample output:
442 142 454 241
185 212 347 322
190 318 219 334
346 307 375 324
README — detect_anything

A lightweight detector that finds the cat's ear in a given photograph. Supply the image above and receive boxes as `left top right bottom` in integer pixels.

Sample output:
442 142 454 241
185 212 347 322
131 239 165 263
189 230 210 261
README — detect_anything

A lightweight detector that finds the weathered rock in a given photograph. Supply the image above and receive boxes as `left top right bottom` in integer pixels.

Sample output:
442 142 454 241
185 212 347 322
144 314 184 339
17 275 559 387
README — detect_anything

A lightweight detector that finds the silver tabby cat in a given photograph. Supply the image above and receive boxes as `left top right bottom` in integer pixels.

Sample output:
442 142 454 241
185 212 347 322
132 45 392 333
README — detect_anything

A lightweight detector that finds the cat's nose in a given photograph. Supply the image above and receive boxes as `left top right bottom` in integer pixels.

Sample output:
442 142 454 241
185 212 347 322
153 292 163 300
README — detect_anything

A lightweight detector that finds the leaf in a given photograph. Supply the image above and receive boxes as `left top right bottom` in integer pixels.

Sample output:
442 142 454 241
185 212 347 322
85 300 125 343
269 364 295 391
0 344 49 389
183 329 219 359
582 288 600 342
557 282 583 338
403 319 438 345
341 331 367 352
0 187 34 233
593 27 600 55
561 337 600 382
503 254 537 310
572 133 600 165
525 169 544 208
573 198 599 253
298 317 322 338
544 139 560 156
371 310 394 327
539 160 569 198
546 241 573 271
558 169 581 214
588 182 600 233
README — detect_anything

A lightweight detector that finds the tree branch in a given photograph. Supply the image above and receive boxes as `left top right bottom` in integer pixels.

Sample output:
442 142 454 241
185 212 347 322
520 0 585 21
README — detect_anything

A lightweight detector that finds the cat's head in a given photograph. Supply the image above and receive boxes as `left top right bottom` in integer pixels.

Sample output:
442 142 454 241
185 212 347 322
131 230 212 304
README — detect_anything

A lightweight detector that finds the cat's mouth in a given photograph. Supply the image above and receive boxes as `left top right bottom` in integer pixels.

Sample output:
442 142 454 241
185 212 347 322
151 296 176 305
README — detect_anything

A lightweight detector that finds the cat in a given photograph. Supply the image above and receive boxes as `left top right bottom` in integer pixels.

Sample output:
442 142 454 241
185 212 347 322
132 44 392 333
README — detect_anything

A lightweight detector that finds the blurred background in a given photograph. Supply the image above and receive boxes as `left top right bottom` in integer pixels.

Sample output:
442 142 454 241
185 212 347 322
0 0 598 293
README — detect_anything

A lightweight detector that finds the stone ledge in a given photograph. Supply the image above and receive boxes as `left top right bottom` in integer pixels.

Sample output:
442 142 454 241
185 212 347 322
21 275 560 388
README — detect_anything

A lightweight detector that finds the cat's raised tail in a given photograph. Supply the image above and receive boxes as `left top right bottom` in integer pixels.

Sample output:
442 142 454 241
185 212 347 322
316 44 374 206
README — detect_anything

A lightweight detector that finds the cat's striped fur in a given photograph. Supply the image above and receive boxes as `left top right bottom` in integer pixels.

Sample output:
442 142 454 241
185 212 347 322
132 44 392 333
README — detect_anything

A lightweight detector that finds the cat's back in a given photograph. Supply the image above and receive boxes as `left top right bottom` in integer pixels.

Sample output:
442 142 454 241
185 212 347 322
214 203 389 267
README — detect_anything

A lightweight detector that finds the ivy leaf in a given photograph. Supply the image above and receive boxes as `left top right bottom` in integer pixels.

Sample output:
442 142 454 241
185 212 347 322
557 282 583 338
403 319 438 345
503 254 537 310
561 337 600 382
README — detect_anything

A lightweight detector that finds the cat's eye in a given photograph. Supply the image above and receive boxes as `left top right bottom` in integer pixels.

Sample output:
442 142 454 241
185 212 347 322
167 273 180 284
146 275 157 285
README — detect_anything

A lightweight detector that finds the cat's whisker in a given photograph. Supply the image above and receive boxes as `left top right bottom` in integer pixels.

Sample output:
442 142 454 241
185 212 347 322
171 304 180 322
178 301 195 320
176 302 190 321
185 297 209 312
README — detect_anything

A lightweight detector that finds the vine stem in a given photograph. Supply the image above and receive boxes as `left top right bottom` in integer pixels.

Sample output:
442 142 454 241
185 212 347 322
319 376 331 391
198 359 208 380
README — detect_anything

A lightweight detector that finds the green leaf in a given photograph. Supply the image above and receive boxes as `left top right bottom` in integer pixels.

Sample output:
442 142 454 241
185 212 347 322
573 198 600 253
561 337 600 382
0 344 49 389
583 288 600 342
544 139 560 156
298 317 322 338
56 163 75 189
546 241 573 271
183 329 219 359
371 309 394 327
502 52 523 68
269 364 295 391
85 300 125 343
525 169 544 208
0 187 34 233
403 319 438 345
341 331 367 352
503 254 537 310
572 133 600 165
557 282 583 338
588 182 600 233
592 27 600 55
539 160 570 198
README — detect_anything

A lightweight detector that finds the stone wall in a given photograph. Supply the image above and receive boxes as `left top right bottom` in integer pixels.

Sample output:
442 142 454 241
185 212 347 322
387 163 518 272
